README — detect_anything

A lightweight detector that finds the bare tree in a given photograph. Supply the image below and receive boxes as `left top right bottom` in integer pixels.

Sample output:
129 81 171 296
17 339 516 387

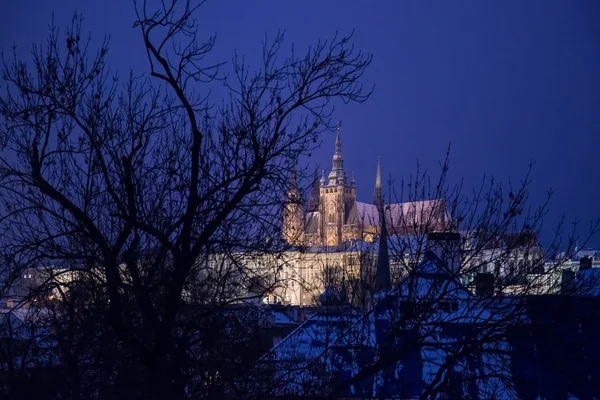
0 0 371 397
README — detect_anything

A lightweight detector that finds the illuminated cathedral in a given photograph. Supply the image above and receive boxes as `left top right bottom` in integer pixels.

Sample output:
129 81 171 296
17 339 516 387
283 122 449 247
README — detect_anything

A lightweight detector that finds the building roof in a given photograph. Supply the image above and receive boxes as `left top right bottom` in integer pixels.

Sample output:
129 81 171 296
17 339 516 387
261 248 530 398
261 261 600 398
556 248 600 261
305 211 319 234
346 200 447 229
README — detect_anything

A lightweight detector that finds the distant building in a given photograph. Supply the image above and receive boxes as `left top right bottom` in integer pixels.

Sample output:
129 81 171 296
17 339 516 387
259 234 600 399
282 122 449 247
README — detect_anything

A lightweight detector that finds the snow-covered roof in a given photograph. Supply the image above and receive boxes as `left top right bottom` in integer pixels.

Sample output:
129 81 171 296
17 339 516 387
272 310 300 325
346 199 447 228
556 248 600 261
260 249 528 398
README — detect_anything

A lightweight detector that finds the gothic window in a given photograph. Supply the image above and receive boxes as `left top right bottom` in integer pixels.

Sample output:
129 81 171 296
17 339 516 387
328 200 337 223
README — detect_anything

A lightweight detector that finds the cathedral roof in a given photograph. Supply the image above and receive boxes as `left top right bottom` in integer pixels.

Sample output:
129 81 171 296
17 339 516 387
346 202 379 225
305 212 320 234
346 199 447 228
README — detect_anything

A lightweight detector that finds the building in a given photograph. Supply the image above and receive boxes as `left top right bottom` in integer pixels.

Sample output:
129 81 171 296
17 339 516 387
259 233 600 399
282 122 449 247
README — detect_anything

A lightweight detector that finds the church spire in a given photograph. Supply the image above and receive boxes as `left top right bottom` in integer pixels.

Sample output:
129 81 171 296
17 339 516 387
375 199 391 293
327 121 346 185
309 165 320 212
374 157 383 209
335 123 342 154
287 165 300 203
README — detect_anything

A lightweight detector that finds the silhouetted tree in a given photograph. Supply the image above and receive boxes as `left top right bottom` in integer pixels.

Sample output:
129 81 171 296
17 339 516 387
0 0 371 398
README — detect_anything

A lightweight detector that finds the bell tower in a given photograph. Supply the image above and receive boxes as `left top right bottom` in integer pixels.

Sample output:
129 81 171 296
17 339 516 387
321 121 356 246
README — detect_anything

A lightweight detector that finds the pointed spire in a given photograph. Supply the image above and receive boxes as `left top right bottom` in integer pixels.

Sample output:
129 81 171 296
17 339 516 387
373 157 389 293
335 121 342 154
375 203 391 293
374 157 383 209
309 166 320 212
375 157 381 187
288 165 300 203
328 121 346 185
289 165 297 187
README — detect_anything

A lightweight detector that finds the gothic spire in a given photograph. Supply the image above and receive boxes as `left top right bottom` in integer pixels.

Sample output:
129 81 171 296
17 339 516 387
374 158 383 209
287 166 300 203
309 166 320 212
327 121 346 185
375 200 391 293
335 123 342 154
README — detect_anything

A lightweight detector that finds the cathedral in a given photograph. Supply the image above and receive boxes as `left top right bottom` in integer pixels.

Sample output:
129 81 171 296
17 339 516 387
283 123 449 247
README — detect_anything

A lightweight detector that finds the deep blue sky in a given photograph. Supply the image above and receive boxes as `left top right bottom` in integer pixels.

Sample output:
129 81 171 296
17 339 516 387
2 1 600 247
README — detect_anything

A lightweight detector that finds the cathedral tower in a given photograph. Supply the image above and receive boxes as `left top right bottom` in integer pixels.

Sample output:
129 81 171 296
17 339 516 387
282 167 305 245
320 121 356 246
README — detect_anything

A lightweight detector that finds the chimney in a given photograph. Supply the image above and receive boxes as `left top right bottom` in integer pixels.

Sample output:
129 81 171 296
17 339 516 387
560 270 576 294
475 273 494 296
427 232 462 275
580 256 592 271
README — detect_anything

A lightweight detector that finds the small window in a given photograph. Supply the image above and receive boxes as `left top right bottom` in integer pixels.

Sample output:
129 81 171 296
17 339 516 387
28 274 32 279
334 188 337 192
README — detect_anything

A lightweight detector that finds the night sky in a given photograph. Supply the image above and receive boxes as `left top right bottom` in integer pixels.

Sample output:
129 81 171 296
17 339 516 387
2 1 599 247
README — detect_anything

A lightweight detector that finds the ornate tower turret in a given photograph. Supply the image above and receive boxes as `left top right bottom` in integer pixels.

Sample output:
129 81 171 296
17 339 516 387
282 166 304 245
